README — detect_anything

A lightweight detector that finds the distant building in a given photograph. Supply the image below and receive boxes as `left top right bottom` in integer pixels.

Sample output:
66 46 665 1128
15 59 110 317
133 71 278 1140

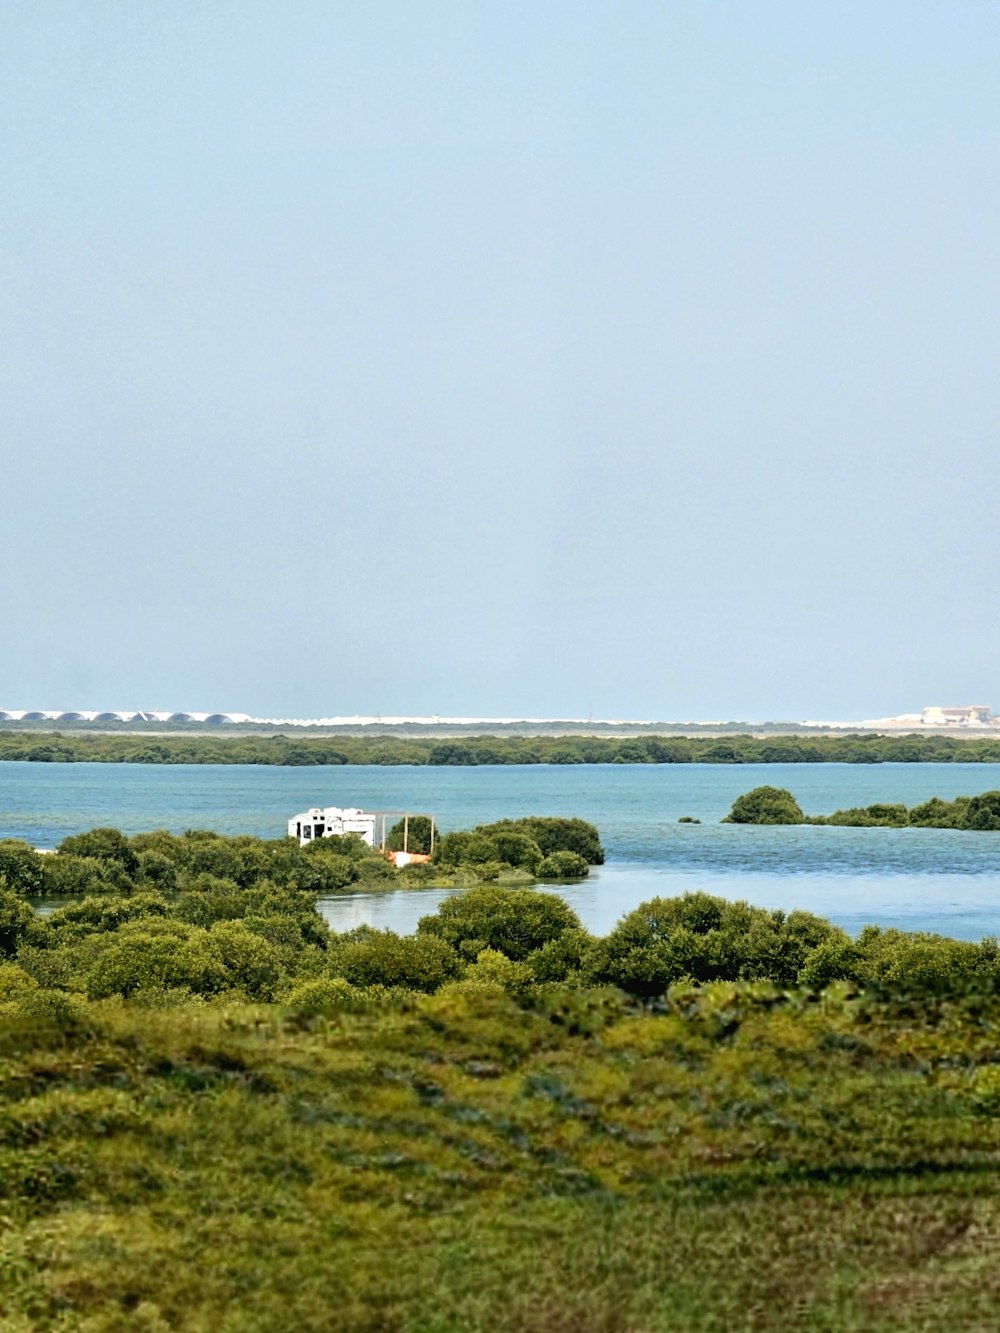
921 705 993 727
0 710 252 723
858 705 998 730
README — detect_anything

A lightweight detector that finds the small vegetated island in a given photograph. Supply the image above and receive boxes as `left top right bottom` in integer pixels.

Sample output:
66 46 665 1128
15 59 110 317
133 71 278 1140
725 784 1000 829
8 817 1000 1326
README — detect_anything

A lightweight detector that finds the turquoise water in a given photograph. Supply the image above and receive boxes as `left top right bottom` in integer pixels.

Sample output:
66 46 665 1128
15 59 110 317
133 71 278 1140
3 761 1000 939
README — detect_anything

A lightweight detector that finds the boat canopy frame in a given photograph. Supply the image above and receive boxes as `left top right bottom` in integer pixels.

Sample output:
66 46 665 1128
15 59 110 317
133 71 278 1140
288 806 436 853
367 810 436 855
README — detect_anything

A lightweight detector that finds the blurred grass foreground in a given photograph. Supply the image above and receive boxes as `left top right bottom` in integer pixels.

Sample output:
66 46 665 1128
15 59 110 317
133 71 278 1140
5 982 1000 1331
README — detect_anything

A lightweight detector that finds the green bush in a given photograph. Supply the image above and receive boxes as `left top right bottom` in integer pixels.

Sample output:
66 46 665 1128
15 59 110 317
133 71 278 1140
432 830 473 866
5 985 88 1025
0 840 45 895
0 961 38 1001
960 792 1000 831
57 827 140 877
418 888 582 962
586 893 846 996
208 921 284 1001
434 818 603 872
536 850 590 879
458 948 534 994
396 860 440 885
0 890 37 957
442 830 543 872
136 849 180 889
174 831 243 882
723 787 804 825
40 853 134 896
45 894 170 942
515 817 604 863
824 803 909 827
173 878 330 948
524 928 595 983
330 928 462 992
855 926 1000 993
909 796 967 828
299 853 359 892
85 924 228 999
284 975 364 1013
796 935 867 988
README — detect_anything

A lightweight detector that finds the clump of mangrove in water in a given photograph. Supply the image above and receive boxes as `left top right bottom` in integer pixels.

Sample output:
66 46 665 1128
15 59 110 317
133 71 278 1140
724 785 1000 830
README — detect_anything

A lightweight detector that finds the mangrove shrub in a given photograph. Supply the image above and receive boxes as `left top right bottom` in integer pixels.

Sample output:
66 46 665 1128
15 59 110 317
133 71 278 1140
723 787 805 825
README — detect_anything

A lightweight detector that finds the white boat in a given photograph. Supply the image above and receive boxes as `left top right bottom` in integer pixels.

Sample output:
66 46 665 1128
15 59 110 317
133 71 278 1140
287 805 436 864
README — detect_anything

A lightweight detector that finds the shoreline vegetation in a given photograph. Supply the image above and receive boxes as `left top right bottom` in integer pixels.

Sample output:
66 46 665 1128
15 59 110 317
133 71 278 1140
2 817 604 900
6 730 1000 765
5 824 1000 1326
0 821 996 1002
725 785 1000 830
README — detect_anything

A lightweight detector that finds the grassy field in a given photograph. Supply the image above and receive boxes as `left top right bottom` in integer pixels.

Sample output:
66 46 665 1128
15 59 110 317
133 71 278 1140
4 984 1000 1330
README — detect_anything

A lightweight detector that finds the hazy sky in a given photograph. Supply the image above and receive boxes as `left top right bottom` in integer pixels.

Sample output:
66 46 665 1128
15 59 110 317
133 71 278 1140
3 2 999 721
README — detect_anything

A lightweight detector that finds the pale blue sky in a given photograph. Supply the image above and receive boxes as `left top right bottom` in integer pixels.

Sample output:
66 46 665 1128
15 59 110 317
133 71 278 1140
2 2 999 720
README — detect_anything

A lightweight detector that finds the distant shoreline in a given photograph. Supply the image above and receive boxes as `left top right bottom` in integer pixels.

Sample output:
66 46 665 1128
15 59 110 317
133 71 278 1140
3 729 1000 766
3 719 1000 740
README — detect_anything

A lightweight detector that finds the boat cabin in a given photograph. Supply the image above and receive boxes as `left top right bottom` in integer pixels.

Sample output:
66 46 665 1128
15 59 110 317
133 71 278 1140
288 806 436 863
288 806 378 846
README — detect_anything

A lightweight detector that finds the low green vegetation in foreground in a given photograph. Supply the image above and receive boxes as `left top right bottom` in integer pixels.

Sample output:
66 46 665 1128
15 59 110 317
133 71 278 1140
6 982 1000 1329
6 729 1000 765
8 827 1000 1328
726 785 1000 830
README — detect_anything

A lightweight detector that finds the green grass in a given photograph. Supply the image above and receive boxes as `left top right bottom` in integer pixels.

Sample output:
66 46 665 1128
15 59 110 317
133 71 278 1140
4 984 1000 1330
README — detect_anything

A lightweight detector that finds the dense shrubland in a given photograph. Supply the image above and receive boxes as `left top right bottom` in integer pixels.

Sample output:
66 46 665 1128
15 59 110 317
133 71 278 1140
6 827 1000 1325
6 965 1000 1326
0 824 998 1007
726 785 1000 830
6 729 1000 765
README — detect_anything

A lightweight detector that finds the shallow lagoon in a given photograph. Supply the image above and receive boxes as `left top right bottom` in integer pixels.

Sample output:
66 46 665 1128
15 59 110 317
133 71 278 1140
3 760 1000 939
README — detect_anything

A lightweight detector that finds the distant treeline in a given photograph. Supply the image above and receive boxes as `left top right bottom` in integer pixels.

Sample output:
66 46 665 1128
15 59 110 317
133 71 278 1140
5 731 1000 766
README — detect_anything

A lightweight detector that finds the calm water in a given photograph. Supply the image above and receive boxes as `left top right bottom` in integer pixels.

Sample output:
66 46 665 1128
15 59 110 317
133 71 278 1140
3 761 1000 939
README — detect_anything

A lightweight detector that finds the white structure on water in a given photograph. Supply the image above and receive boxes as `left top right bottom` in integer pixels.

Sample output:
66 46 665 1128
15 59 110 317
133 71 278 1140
288 806 379 846
287 805 437 862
